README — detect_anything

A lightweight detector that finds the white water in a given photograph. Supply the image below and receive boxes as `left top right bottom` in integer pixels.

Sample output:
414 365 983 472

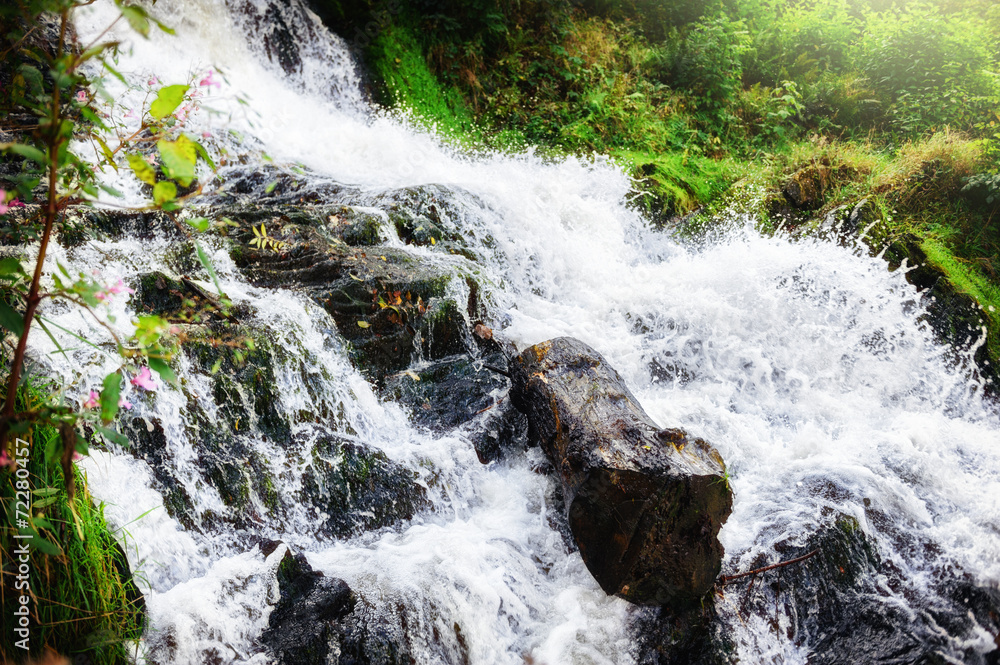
35 0 1000 662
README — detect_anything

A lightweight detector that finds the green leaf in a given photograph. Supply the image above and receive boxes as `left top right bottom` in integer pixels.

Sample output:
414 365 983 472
99 183 125 198
186 216 210 233
195 241 222 295
152 17 176 35
17 64 43 95
31 516 55 531
153 180 177 206
147 356 177 385
191 137 216 170
32 487 59 497
126 153 157 185
97 426 129 447
149 84 187 120
33 496 58 508
6 143 47 165
29 533 63 557
100 372 121 423
157 135 197 186
0 301 25 336
102 61 129 87
80 106 110 131
120 5 150 37
0 258 25 276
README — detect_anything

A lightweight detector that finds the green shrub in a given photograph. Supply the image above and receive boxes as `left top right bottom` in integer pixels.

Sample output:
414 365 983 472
741 0 861 87
853 2 1000 134
645 14 749 128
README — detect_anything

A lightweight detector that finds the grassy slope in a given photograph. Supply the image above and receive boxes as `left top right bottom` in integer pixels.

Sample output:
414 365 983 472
353 1 1000 364
0 383 144 663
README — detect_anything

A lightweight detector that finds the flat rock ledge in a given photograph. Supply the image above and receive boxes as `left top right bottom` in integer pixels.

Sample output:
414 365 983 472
509 337 733 607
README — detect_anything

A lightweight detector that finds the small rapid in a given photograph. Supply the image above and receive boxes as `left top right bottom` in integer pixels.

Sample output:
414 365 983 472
33 0 1000 662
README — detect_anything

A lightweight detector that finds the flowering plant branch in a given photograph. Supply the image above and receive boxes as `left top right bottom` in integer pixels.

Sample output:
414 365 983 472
0 1 222 498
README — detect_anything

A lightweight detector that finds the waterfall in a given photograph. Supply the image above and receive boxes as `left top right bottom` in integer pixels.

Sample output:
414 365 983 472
38 0 1000 662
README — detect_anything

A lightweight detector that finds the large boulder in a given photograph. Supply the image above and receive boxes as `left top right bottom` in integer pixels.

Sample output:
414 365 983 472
509 337 732 606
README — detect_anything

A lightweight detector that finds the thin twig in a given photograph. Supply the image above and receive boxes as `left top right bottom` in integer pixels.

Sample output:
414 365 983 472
718 548 821 586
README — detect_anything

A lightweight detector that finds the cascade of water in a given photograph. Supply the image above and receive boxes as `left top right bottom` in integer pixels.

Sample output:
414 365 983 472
35 0 1000 662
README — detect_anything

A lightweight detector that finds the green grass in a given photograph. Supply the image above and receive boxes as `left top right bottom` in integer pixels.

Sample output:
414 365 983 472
616 149 744 221
1 381 144 664
365 22 480 144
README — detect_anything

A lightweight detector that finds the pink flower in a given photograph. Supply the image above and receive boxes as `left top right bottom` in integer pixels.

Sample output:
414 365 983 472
148 76 159 86
124 108 138 120
9 198 24 208
82 390 100 409
198 69 221 89
118 397 133 410
0 190 8 216
201 131 212 139
0 448 13 468
76 90 87 103
72 451 83 461
131 366 157 391
107 279 135 296
94 290 107 301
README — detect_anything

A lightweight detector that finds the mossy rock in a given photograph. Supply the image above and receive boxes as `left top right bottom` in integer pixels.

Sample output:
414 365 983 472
131 271 188 317
233 216 472 382
183 324 291 442
783 165 831 210
298 434 428 538
873 235 999 390
330 206 390 246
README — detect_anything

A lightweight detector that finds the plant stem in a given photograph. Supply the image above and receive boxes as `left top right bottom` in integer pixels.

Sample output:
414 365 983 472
0 9 69 456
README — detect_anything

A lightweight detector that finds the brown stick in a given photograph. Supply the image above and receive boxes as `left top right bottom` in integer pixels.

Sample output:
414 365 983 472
0 9 69 456
718 548 821 586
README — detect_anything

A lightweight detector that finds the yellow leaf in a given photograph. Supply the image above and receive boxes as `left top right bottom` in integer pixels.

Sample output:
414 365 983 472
357 321 370 328
404 370 420 381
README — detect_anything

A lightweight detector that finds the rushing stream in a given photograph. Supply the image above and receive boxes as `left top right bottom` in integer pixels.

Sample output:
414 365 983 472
31 0 1000 662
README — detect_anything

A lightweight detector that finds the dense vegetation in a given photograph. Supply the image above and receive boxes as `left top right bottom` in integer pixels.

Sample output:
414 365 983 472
314 0 1000 362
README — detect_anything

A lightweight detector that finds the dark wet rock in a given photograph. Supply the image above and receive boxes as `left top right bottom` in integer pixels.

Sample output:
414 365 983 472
229 210 474 383
380 353 508 432
131 271 188 317
210 165 348 205
369 184 479 259
721 516 1000 665
261 544 357 665
122 416 199 530
632 598 736 665
261 543 418 665
299 433 428 538
330 206 389 246
467 398 531 464
509 337 732 607
184 325 290 442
